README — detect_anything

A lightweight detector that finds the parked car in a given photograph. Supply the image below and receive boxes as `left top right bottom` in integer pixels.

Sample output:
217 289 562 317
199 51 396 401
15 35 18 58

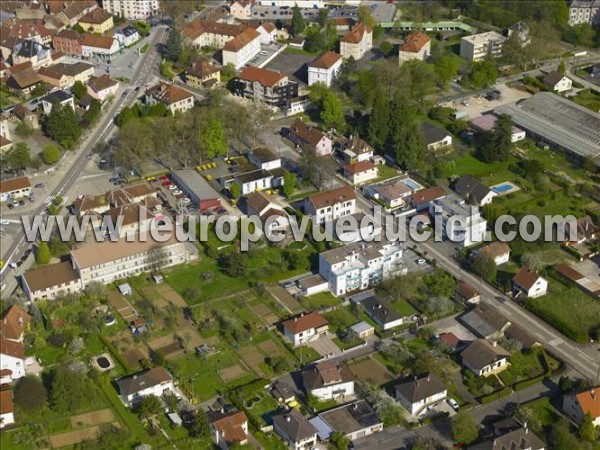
34 183 45 188
0 220 9 225
162 181 172 187
168 184 177 190
173 190 183 196
447 398 459 411
416 258 427 265
282 281 295 289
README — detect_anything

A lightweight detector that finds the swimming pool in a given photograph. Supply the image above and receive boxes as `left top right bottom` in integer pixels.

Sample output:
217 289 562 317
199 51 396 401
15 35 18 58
492 184 513 193
402 178 424 191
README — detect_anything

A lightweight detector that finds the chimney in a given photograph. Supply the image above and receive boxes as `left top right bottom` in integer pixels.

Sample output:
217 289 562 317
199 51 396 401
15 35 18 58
492 341 497 347
591 389 596 399
286 416 291 423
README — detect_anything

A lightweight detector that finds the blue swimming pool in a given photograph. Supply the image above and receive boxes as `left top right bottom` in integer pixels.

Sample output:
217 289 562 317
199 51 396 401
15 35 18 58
492 183 514 193
402 179 423 191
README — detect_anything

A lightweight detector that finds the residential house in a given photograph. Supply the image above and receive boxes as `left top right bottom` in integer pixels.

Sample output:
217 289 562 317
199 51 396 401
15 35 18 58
455 281 481 305
254 21 277 44
309 400 383 442
302 361 355 401
1 18 52 46
247 147 281 171
0 335 25 381
222 27 261 69
286 95 311 116
0 390 15 429
319 240 404 296
542 71 572 93
461 339 510 376
298 274 330 297
286 119 332 155
81 34 119 59
209 410 249 450
454 176 496 206
340 22 373 60
307 51 342 87
0 304 31 343
334 17 356 33
365 178 413 211
362 295 408 330
145 83 195 114
304 185 356 225
429 194 488 248
503 21 531 46
114 25 140 48
273 409 318 450
11 39 51 68
460 304 511 340
101 202 157 238
395 374 447 416
37 62 95 89
184 57 220 89
0 176 31 202
56 0 98 27
460 31 506 61
6 66 41 92
474 241 511 265
410 186 445 212
349 321 375 339
281 311 329 347
512 267 548 299
102 0 160 20
469 424 546 450
12 104 39 129
79 8 114 34
0 136 12 154
343 161 378 185
115 367 175 408
270 380 296 404
470 114 526 142
438 332 463 352
568 0 600 25
40 89 74 114
220 169 275 196
230 1 253 20
341 136 374 163
565 215 597 244
245 190 289 234
233 66 298 108
87 74 119 102
398 31 431 65
21 260 83 302
422 122 452 151
563 387 600 426
52 29 83 56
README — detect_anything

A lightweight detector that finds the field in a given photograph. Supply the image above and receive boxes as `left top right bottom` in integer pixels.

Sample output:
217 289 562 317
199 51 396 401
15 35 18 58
498 348 560 386
299 292 341 310
348 356 395 386
571 89 600 112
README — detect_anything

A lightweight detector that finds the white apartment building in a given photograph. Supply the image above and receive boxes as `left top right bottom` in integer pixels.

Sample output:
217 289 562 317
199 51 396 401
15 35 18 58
568 0 600 25
340 23 373 60
398 31 431 66
429 194 488 248
222 28 261 69
319 241 404 296
102 0 160 20
307 51 342 87
304 185 357 225
115 367 175 408
460 31 506 62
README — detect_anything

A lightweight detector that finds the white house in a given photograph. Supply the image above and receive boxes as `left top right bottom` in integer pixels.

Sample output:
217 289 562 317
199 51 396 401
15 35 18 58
475 241 511 266
343 161 378 185
453 176 497 207
245 190 289 235
461 339 510 377
248 147 281 171
209 410 249 450
222 169 274 196
340 22 373 60
87 74 119 102
22 261 83 302
422 122 452 152
81 34 120 59
114 25 140 47
460 31 506 61
395 374 447 416
0 336 26 382
361 295 407 330
319 241 404 296
512 267 548 299
254 22 277 44
307 51 342 87
230 0 253 19
40 89 74 114
364 177 413 211
304 185 356 225
0 176 31 203
115 367 175 408
309 400 383 442
297 274 330 297
342 136 374 163
102 0 160 20
429 195 488 248
222 28 261 70
273 409 318 450
563 387 600 427
281 311 329 347
0 390 15 429
542 71 573 93
398 31 431 65
302 361 355 401
145 83 195 114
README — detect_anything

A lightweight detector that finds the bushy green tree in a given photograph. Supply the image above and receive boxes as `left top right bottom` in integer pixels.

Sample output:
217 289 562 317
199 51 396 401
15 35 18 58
201 118 227 159
478 113 513 162
5 142 31 170
282 171 297 198
165 28 182 62
135 395 163 418
290 6 305 36
579 413 597 442
72 80 87 100
451 412 479 444
472 254 497 282
50 367 94 413
41 144 61 165
36 241 51 264
42 103 82 149
14 375 47 413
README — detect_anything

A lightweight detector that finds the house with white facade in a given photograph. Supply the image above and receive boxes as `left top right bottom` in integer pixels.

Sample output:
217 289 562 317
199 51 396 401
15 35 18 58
287 119 332 155
460 31 506 61
0 176 31 203
81 34 120 59
0 305 31 343
0 335 26 382
429 194 488 248
398 31 431 65
304 185 356 225
542 71 573 93
273 409 318 450
422 122 452 152
245 190 289 235
395 374 447 416
40 89 74 114
254 22 277 44
474 241 511 266
453 176 497 207
281 311 329 347
230 0 253 19
247 147 281 171
307 51 342 87
319 240 404 296
115 367 175 408
361 295 408 330
512 267 548 299
102 0 160 20
87 74 119 102
309 400 383 442
302 361 354 401
221 169 275 196
364 177 413 211
461 339 510 377
0 390 15 429
222 28 261 70
145 83 195 114
341 136 374 163
563 387 600 427
22 261 83 302
114 25 140 48
340 23 373 60
343 161 378 185
209 410 249 450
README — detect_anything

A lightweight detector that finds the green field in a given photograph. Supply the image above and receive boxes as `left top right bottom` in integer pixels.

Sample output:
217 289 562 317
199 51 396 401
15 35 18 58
299 292 341 310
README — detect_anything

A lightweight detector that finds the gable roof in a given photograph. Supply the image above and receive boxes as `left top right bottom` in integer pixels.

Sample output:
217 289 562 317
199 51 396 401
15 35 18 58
307 185 356 210
146 82 193 105
22 260 80 293
81 33 115 49
410 186 445 205
223 27 260 52
0 334 24 359
282 311 328 335
454 175 494 204
456 281 479 300
400 31 430 53
79 8 112 25
7 66 40 89
210 410 248 445
54 28 82 42
395 373 446 403
273 408 318 442
461 339 509 371
345 160 376 175
460 304 510 338
238 66 285 87
289 119 328 147
345 136 374 154
115 367 172 396
37 61 94 80
246 190 271 215
421 122 449 146
303 361 353 390
512 267 542 290
186 57 219 79
542 70 567 88
1 304 31 341
575 388 600 419
362 295 403 325
182 20 247 42
469 426 545 450
341 22 372 44
308 51 342 70
477 241 511 259
0 176 30 193
88 74 118 93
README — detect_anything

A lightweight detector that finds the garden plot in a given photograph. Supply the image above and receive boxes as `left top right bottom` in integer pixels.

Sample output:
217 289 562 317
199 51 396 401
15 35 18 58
238 345 266 377
348 356 395 386
267 286 303 313
107 292 137 322
157 284 188 307
147 335 184 360
220 364 249 383
250 303 279 326
70 409 114 428
49 422 120 448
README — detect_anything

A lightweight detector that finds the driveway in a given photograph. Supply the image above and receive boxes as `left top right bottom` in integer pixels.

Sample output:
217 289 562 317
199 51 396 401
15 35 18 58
308 335 342 358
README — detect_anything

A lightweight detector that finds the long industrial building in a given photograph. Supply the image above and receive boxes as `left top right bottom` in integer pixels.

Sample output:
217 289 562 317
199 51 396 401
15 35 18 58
495 92 600 166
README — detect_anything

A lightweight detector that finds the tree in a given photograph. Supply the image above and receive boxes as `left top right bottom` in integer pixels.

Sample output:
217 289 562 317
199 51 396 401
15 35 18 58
50 367 94 413
115 119 156 174
320 91 345 129
5 142 31 170
563 23 595 47
282 171 297 198
14 376 47 413
164 28 182 62
379 41 394 56
451 412 479 444
388 98 425 170
290 6 305 36
579 413 597 442
36 241 51 264
42 103 82 149
42 144 61 165
472 254 497 282
317 8 329 28
189 409 210 439
330 431 351 450
201 118 227 160
229 182 241 199
368 87 390 146
136 395 163 418
558 58 566 75
72 80 87 100
468 59 498 88
220 251 248 278
358 5 375 27
304 26 328 53
286 250 309 271
434 53 461 89
478 113 513 163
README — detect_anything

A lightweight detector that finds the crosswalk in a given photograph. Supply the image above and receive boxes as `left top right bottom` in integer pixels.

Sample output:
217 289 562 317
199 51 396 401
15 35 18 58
547 337 565 347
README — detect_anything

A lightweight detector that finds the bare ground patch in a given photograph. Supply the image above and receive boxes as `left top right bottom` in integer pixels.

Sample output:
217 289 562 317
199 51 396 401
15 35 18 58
237 345 265 377
267 286 303 314
49 422 120 448
348 356 394 386
107 292 136 321
143 287 169 308
157 284 188 307
219 364 247 383
250 303 279 326
70 409 114 428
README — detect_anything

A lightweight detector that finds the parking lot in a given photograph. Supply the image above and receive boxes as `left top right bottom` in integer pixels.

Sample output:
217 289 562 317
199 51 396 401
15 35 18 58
265 50 314 85
248 43 285 68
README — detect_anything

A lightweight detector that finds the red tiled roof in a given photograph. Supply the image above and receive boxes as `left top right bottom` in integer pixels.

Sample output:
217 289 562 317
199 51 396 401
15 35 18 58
0 335 24 359
410 186 445 205
289 119 327 147
79 8 113 25
81 33 115 49
238 66 284 87
512 267 541 290
400 31 430 53
344 160 376 175
308 185 356 210
146 83 194 105
211 411 248 445
341 22 372 44
1 304 31 341
0 390 13 415
0 176 31 194
576 388 600 419
223 27 260 52
282 311 328 335
308 51 341 70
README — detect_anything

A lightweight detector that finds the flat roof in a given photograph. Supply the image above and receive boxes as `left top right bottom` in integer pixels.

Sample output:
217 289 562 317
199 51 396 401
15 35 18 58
171 169 220 200
462 31 505 44
495 92 600 164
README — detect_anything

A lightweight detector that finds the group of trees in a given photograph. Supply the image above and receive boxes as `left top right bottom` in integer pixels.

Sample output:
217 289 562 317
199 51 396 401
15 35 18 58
42 102 82 149
309 84 345 130
476 114 514 163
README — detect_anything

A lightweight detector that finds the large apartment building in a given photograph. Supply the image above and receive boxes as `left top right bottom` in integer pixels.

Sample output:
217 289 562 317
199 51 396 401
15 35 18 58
340 23 373 60
319 241 404 296
459 31 506 62
568 0 600 24
429 194 488 248
102 0 160 20
232 66 298 108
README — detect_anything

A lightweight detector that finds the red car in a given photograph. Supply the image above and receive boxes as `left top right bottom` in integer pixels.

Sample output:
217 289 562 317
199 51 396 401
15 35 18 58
159 175 170 181
162 181 172 187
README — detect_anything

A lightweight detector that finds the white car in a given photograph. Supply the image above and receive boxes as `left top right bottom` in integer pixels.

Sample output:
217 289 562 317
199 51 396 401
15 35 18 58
447 398 459 411
172 189 183 196
0 220 9 225
182 198 191 203
168 184 177 190
416 258 427 265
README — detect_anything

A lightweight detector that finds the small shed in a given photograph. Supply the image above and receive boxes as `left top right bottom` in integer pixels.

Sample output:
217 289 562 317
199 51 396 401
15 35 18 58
349 321 375 339
152 274 163 284
168 413 183 426
118 283 132 296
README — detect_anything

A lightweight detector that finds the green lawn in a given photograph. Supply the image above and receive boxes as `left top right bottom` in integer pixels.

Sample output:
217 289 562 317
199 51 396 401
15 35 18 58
299 292 340 310
293 345 321 364
571 89 600 112
389 298 418 317
441 153 511 179
324 307 362 333
140 43 149 54
284 46 318 56
498 348 558 386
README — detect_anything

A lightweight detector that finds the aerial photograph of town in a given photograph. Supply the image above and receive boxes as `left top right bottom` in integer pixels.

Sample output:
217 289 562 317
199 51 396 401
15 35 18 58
0 0 599 449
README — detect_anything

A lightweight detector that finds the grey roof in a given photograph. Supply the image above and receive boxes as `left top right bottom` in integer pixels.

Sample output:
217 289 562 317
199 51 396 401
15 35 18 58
395 374 446 403
235 168 272 185
318 400 381 436
42 90 73 104
116 25 138 37
171 169 220 200
421 122 449 146
15 39 48 58
362 295 403 326
454 176 493 205
542 70 566 88
249 147 278 163
115 367 172 396
469 426 545 450
461 339 509 371
271 380 295 401
460 304 511 338
273 408 317 442
495 93 600 164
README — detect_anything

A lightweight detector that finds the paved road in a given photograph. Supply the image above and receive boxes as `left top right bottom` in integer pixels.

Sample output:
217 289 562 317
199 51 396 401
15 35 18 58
0 26 168 294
